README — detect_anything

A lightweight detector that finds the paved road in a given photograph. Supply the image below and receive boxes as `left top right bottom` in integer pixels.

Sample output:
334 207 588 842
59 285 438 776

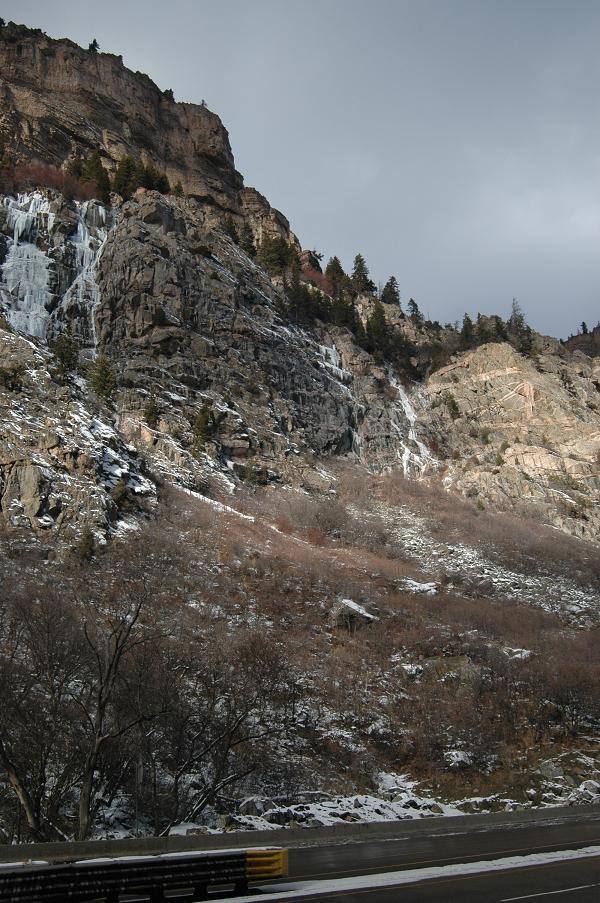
269 855 600 901
275 809 600 883
243 808 600 901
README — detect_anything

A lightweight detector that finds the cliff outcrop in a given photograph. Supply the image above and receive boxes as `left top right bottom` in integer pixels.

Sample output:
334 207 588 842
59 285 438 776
0 22 240 210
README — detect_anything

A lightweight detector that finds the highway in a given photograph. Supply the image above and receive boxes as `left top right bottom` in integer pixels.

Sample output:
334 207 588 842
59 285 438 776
251 856 600 901
239 807 600 901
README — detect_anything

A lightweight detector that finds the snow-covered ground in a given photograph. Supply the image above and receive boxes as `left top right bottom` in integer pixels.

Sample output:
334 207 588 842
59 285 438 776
377 503 600 623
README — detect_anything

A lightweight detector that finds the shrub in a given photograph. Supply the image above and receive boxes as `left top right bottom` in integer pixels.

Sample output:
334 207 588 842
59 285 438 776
73 526 94 561
4 162 98 201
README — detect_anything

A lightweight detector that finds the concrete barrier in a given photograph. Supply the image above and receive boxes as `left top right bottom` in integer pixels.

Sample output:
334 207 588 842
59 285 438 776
0 802 598 864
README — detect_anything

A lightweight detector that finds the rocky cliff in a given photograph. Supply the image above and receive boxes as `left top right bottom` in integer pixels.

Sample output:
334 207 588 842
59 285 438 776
0 22 242 209
0 22 598 548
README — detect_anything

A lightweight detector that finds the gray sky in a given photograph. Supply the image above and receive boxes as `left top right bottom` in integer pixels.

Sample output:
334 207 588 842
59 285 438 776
5 0 600 337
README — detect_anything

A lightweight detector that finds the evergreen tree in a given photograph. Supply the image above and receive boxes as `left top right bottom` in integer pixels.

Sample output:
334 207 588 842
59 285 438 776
257 236 296 275
518 326 534 357
581 321 589 335
286 266 304 322
144 392 160 429
88 39 99 53
475 313 493 345
354 315 369 349
133 160 151 189
89 354 116 401
113 156 137 200
331 291 357 330
493 315 508 341
366 299 388 353
51 334 79 379
173 181 184 197
163 88 175 102
407 298 423 325
324 256 347 298
381 276 400 306
192 403 212 455
240 223 256 258
153 171 170 194
81 150 110 203
506 298 534 356
507 298 526 335
461 312 474 347
351 253 375 293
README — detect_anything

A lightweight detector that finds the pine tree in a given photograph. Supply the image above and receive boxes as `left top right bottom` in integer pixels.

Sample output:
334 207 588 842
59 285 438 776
88 39 99 53
507 299 534 356
324 256 347 298
154 171 171 194
461 312 474 347
407 298 423 324
381 276 400 306
81 150 110 203
354 315 369 349
475 313 492 345
581 321 589 335
113 156 137 200
493 315 508 341
366 299 388 353
144 392 160 429
89 354 116 402
163 88 175 102
173 181 184 198
240 223 256 258
192 403 212 455
507 298 526 335
51 334 79 378
257 236 296 275
134 160 151 189
351 253 375 293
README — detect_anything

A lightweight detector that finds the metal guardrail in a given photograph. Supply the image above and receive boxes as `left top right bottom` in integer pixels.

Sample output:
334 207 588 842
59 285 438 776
0 847 288 902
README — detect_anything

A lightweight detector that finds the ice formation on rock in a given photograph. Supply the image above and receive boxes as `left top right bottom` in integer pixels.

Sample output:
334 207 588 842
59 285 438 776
0 192 108 345
389 377 435 476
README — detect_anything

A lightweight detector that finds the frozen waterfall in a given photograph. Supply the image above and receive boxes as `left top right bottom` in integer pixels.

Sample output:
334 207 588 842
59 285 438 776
0 192 108 344
389 377 435 476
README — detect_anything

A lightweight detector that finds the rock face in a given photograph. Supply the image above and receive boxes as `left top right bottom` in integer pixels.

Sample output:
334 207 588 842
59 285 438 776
423 342 600 539
0 22 241 209
0 327 154 540
564 325 600 358
0 185 598 544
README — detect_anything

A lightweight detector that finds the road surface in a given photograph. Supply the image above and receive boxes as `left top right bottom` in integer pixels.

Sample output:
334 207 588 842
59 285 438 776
238 807 600 901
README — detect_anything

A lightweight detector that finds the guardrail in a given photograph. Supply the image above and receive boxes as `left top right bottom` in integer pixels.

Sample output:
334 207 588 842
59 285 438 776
1 801 598 867
0 847 288 902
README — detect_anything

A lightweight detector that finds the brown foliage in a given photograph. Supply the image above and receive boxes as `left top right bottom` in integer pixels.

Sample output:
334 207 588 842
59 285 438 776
2 163 98 201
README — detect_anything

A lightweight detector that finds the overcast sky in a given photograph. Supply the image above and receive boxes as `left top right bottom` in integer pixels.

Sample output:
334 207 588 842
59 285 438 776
5 0 600 336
